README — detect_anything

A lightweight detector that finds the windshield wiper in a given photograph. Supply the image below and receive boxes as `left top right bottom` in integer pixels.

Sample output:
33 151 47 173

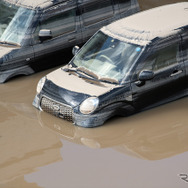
77 67 119 84
99 77 119 84
63 66 98 78
62 66 99 82
77 66 99 79
62 65 119 85
0 41 19 47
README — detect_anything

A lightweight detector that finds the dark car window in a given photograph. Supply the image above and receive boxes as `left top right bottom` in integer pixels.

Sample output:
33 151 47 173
181 39 188 58
118 0 131 13
82 0 113 26
143 44 178 71
0 1 35 45
40 9 76 38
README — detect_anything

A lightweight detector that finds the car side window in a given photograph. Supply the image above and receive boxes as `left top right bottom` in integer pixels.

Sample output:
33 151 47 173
118 0 131 13
143 44 178 72
82 0 113 26
181 39 188 59
40 9 76 38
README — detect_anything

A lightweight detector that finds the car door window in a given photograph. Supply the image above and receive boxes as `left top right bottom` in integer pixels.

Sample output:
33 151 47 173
181 39 188 59
82 0 113 26
143 44 178 72
118 0 131 13
40 9 76 38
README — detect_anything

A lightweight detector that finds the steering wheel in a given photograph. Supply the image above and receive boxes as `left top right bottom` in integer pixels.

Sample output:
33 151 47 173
98 55 113 64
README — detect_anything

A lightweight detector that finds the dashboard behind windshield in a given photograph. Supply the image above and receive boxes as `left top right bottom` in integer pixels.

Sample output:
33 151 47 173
72 31 143 83
0 1 35 45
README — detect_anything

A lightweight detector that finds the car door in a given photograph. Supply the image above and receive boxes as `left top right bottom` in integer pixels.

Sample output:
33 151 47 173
79 0 115 42
180 31 188 85
32 3 80 71
131 38 186 109
1 45 34 70
117 0 132 17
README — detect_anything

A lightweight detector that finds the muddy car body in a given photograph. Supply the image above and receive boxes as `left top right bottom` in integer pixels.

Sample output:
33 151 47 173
0 0 139 83
33 3 188 127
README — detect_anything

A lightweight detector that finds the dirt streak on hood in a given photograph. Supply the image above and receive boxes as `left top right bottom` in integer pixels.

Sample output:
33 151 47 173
46 68 121 97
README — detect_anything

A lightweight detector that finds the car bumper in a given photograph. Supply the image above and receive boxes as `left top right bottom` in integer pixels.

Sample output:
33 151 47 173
33 94 114 128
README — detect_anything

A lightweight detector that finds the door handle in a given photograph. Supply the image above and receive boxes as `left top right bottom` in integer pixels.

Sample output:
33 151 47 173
170 70 183 77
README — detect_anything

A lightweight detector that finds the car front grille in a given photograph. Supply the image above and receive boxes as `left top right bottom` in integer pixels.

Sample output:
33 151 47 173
40 96 73 122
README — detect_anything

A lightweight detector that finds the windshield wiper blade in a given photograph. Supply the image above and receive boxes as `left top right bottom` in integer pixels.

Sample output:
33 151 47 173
62 66 99 81
0 41 18 46
99 77 119 84
77 66 99 79
63 66 98 79
62 66 119 84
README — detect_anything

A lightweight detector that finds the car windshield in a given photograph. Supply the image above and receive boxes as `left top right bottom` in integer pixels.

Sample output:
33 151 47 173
71 31 143 83
0 1 35 46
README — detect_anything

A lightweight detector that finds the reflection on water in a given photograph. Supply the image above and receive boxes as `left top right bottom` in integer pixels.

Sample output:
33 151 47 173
0 100 62 185
37 97 188 160
0 69 63 185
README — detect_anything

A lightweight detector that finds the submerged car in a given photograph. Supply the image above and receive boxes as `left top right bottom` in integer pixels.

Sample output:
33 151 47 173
33 2 188 127
0 0 139 83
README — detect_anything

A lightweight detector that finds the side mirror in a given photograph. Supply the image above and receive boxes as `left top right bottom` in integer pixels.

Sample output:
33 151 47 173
72 46 80 56
139 70 154 81
39 29 52 42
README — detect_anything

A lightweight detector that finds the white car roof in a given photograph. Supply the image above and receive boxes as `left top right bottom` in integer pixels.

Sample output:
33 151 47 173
101 2 188 46
3 0 67 10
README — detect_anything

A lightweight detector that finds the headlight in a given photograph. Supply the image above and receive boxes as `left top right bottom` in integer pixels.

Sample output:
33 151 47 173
36 76 46 93
80 97 99 114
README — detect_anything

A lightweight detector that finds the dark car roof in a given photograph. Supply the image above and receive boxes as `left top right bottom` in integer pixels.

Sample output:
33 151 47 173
3 0 68 10
101 2 188 46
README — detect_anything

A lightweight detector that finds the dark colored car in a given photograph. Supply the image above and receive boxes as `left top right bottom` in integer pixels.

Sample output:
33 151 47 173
0 0 139 83
33 2 188 127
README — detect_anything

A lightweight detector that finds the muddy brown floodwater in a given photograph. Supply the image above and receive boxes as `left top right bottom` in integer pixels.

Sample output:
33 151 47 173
1 1 188 188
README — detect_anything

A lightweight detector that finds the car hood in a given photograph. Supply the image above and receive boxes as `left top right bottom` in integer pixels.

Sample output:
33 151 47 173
46 67 121 97
0 45 14 58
